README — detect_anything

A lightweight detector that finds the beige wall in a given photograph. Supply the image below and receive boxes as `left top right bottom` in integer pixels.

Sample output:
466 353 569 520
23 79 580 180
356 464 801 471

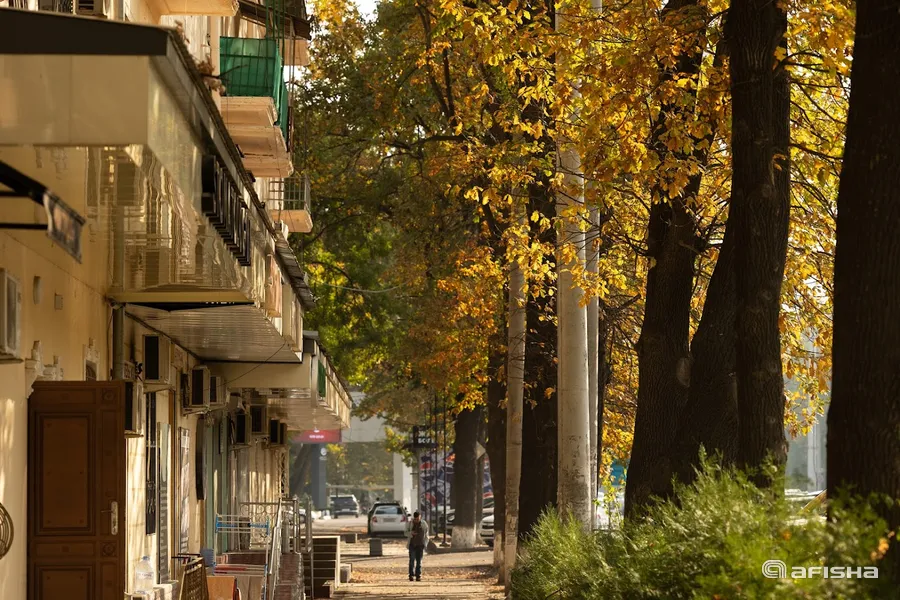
0 148 111 597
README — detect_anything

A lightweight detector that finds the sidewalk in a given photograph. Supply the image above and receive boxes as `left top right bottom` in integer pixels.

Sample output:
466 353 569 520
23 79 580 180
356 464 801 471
334 539 504 599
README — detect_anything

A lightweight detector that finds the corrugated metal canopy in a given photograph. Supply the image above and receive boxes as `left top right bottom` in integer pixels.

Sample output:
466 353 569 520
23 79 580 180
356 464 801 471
127 303 301 363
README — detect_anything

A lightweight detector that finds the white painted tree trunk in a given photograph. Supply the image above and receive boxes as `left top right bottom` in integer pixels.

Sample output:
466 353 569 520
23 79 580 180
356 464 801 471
451 524 476 548
504 237 527 591
555 147 592 529
586 207 600 530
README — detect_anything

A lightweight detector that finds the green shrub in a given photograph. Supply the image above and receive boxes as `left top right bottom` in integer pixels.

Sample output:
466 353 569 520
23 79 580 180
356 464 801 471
510 462 892 600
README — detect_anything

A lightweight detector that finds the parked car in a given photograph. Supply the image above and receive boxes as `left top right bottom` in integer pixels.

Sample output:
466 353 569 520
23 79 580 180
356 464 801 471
480 513 495 547
330 494 361 518
369 503 409 537
367 501 408 535
443 499 494 534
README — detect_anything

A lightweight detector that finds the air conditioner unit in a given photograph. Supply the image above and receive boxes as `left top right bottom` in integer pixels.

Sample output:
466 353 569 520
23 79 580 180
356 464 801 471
76 0 112 17
0 269 22 361
233 411 251 447
185 366 211 413
268 419 287 447
250 405 268 436
143 335 172 390
209 376 227 409
124 380 144 437
38 0 76 14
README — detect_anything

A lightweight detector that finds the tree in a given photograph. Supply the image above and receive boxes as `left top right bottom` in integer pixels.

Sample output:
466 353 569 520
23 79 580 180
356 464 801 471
505 227 527 587
451 405 482 548
829 0 900 582
728 0 790 484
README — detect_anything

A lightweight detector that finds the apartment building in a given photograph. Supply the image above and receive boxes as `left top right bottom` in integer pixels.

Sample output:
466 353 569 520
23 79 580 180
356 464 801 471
0 3 350 599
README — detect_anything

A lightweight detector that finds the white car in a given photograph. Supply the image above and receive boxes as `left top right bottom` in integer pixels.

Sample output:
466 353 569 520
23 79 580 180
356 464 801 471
480 513 494 547
369 504 408 537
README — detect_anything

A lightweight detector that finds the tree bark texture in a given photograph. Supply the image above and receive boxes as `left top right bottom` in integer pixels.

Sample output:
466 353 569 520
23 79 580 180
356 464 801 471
587 209 601 528
452 406 481 548
597 308 612 465
290 443 313 498
486 346 507 575
625 0 706 517
505 241 526 585
668 222 738 485
728 0 789 483
829 0 900 582
519 182 558 536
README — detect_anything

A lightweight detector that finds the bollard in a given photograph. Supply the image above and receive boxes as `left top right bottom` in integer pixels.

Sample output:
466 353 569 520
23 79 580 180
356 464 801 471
369 537 383 557
341 533 358 544
340 564 352 583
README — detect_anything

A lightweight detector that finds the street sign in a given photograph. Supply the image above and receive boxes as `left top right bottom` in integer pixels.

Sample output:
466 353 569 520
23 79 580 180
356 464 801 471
44 192 84 263
408 425 437 449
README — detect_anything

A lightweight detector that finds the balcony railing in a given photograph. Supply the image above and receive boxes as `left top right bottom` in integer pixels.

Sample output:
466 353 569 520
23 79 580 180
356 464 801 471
220 37 289 143
265 175 312 233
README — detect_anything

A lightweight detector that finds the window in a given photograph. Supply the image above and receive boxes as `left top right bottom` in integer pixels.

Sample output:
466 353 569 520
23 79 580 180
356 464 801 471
145 392 157 534
375 506 403 516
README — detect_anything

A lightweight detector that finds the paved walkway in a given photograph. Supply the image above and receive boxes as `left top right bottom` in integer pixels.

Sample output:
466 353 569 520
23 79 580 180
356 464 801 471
334 539 504 599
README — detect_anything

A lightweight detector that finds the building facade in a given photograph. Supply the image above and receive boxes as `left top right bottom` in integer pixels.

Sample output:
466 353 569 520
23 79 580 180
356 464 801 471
0 3 349 599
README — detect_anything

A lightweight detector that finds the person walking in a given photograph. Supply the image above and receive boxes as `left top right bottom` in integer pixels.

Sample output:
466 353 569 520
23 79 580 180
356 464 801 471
406 511 429 582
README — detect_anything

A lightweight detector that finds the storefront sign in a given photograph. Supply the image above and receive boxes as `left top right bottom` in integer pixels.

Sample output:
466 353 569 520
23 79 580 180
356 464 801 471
44 193 85 263
294 429 342 444
201 156 251 266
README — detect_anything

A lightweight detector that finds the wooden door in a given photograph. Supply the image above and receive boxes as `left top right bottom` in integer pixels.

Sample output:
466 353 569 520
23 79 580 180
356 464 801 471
28 381 126 600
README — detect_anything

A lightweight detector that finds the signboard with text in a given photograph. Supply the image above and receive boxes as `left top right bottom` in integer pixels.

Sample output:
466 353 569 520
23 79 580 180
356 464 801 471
293 429 342 444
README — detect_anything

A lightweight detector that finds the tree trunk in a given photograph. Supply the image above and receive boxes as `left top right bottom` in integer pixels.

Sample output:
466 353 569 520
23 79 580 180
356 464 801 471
597 308 612 466
505 239 526 586
486 346 507 577
451 406 480 548
669 225 738 484
728 0 789 484
829 0 900 582
519 163 559 537
624 0 707 517
587 209 600 528
290 444 313 498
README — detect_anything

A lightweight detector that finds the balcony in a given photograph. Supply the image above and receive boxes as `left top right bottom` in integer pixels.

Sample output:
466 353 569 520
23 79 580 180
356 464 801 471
150 0 239 16
220 37 293 178
264 175 312 233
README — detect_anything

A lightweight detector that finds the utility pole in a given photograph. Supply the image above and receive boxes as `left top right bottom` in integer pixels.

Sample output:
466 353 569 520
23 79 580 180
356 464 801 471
555 0 592 529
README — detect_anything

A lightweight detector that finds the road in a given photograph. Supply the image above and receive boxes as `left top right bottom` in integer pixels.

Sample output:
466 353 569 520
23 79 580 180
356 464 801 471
311 514 370 535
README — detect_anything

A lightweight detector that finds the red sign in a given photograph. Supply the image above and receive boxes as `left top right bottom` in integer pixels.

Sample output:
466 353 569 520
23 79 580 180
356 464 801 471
293 429 342 443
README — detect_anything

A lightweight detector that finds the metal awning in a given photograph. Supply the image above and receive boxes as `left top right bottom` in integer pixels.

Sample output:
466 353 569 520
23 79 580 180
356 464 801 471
0 160 85 261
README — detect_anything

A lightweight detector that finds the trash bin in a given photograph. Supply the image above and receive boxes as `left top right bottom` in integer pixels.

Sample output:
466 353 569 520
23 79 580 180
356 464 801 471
369 537 383 557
